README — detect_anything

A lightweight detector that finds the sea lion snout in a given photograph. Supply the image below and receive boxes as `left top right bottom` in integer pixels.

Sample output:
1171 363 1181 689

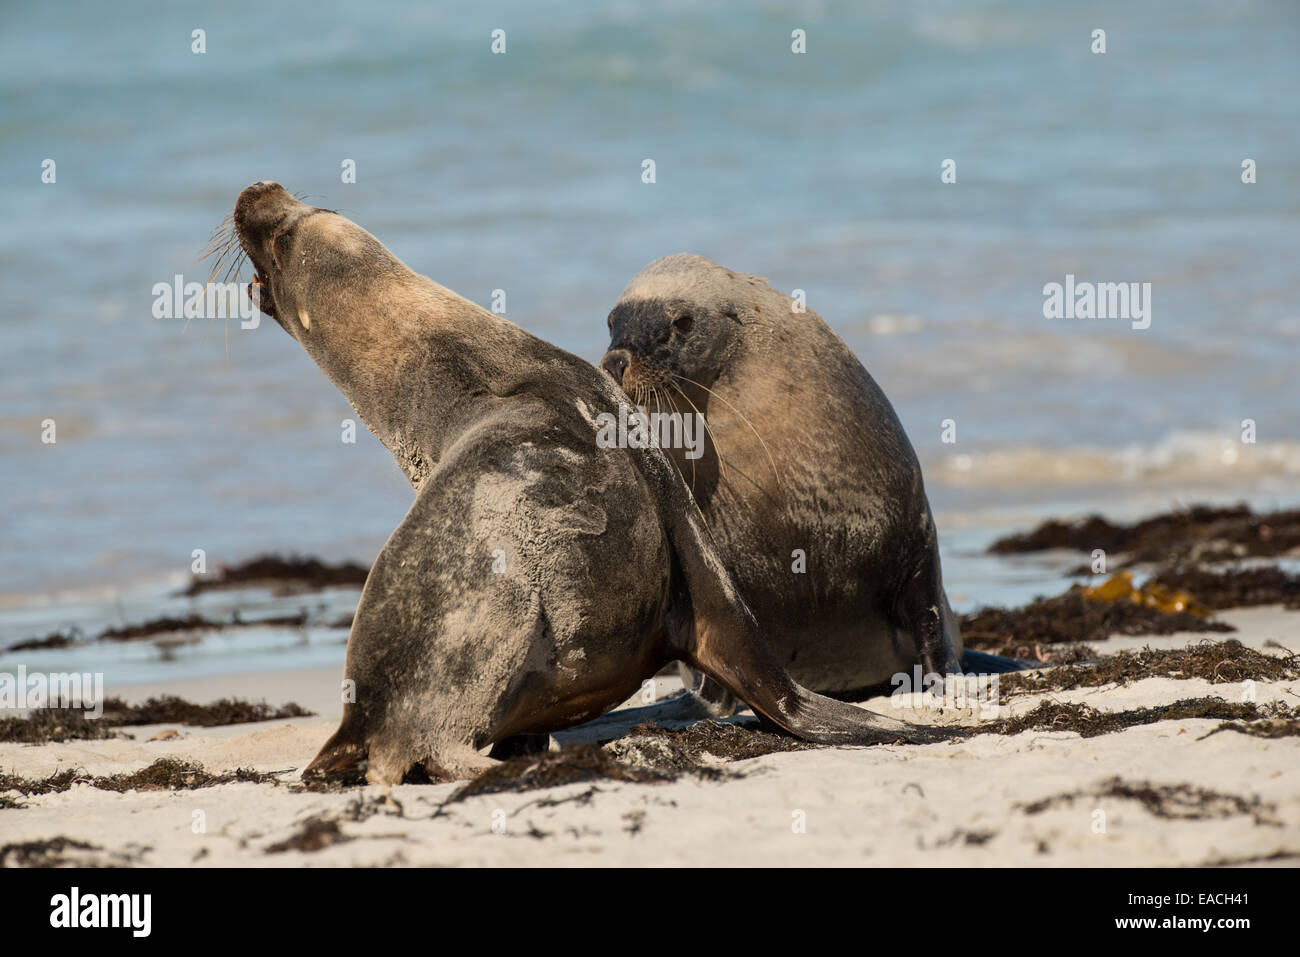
233 180 296 234
228 182 317 327
600 349 630 386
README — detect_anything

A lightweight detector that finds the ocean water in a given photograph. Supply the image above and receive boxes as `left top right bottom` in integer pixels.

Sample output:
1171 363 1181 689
1 1 1297 679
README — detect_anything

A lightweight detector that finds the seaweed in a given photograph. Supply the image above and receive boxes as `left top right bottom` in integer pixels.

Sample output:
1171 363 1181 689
961 586 1232 654
0 759 279 799
183 554 369 596
990 697 1286 738
0 837 103 868
989 504 1300 565
92 758 279 792
997 640 1298 698
264 816 351 853
1019 775 1278 826
102 695 313 727
613 719 818 762
1150 566 1300 610
8 611 311 652
0 707 126 744
0 696 314 744
444 744 681 804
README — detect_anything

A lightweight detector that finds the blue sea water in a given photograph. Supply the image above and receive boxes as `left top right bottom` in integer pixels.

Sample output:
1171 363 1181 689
1 1 1297 679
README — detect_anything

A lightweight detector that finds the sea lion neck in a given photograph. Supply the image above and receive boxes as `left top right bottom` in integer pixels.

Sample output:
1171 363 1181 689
227 186 528 489
295 272 528 489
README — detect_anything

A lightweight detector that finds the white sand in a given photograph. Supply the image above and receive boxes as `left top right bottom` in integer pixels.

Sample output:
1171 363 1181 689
3 607 1298 867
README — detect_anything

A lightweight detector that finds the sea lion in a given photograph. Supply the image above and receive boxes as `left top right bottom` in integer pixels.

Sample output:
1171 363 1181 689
601 254 967 708
217 183 952 784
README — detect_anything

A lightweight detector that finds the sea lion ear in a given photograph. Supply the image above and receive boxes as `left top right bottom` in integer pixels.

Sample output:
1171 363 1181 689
271 228 292 271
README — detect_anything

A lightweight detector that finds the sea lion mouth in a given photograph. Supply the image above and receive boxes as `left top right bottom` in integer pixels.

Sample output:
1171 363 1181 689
246 266 278 322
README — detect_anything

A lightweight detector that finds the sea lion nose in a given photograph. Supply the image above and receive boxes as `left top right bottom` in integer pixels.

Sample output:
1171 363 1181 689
601 350 630 386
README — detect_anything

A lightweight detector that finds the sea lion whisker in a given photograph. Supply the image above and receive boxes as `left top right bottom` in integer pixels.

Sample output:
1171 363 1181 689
198 218 239 267
668 380 731 490
202 235 241 286
672 372 783 490
656 384 699 492
190 236 237 331
222 249 249 286
196 232 232 263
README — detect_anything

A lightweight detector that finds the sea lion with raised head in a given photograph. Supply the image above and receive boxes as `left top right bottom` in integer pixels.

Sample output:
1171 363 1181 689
601 254 971 710
218 183 952 783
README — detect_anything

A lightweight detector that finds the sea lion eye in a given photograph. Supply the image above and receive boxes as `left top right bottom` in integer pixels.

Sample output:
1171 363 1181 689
672 314 693 334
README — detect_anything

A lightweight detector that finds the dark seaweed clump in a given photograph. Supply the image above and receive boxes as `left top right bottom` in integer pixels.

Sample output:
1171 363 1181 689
6 630 83 652
991 697 1290 738
0 707 125 745
1150 566 1300 610
93 758 280 792
961 588 1231 655
0 759 280 804
613 720 818 762
0 696 314 745
1 837 105 867
997 640 1299 698
445 744 679 804
1019 775 1278 826
445 719 818 803
264 816 351 853
11 611 309 651
989 504 1300 565
104 695 313 727
183 554 369 595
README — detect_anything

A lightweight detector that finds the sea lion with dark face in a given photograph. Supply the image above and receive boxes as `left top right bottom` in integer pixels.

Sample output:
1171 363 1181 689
218 184 953 783
601 254 966 708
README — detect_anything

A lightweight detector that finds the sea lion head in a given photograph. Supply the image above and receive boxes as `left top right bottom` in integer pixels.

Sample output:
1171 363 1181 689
601 253 767 403
230 181 402 345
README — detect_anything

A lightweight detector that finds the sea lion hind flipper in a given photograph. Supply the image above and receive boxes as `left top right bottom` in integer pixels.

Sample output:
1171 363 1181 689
681 619 958 747
302 722 368 779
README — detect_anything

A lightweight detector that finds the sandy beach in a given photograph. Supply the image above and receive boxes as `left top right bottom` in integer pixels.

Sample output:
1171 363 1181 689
4 605 1296 868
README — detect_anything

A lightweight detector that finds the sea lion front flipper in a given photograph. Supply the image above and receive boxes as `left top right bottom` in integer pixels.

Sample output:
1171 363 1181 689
897 539 964 678
675 664 740 718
